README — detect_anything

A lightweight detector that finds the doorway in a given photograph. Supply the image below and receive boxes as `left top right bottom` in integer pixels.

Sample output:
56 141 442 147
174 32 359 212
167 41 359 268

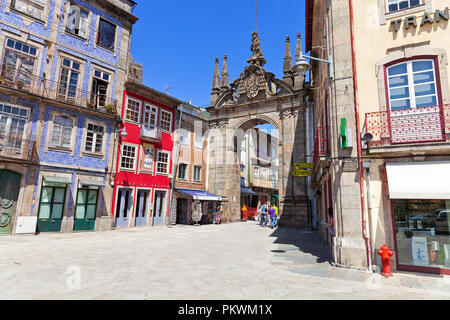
115 188 132 228
153 190 166 226
135 189 150 227
73 188 98 231
0 170 21 234
37 185 67 232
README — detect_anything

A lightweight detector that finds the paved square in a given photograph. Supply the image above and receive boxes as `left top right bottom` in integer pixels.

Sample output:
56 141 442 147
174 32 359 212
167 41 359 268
1 222 449 300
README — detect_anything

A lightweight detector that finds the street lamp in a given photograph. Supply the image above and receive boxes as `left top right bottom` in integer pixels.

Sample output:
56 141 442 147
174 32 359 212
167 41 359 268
294 51 334 79
114 127 128 140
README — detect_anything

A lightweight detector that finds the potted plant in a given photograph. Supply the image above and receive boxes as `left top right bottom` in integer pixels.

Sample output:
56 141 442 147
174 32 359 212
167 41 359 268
86 100 94 109
104 104 116 114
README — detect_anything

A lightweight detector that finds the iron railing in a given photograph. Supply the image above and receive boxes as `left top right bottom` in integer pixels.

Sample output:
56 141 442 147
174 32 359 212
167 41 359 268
140 125 162 142
0 137 38 162
251 177 279 189
0 65 117 114
365 104 450 147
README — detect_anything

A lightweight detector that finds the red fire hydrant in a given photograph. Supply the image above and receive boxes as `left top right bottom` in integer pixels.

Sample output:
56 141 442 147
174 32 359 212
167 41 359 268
377 244 393 277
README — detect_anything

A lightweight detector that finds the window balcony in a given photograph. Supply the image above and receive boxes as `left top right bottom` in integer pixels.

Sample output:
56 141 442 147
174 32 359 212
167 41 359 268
313 126 329 164
0 65 117 114
0 137 38 162
364 104 450 151
140 125 162 142
251 177 278 189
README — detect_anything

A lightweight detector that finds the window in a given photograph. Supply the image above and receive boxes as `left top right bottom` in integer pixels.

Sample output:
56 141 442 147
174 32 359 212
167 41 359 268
11 0 46 21
50 116 74 149
387 59 438 110
193 166 202 182
156 150 169 174
194 131 203 149
85 123 105 154
120 144 136 170
90 68 111 107
0 104 29 150
160 110 172 132
143 104 157 129
180 129 189 145
97 18 116 50
2 38 38 86
66 3 89 38
386 0 421 13
125 98 141 123
58 58 81 102
178 163 187 180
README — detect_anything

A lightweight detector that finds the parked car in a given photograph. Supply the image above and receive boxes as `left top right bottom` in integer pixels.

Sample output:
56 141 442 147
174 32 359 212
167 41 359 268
436 210 450 235
407 210 440 229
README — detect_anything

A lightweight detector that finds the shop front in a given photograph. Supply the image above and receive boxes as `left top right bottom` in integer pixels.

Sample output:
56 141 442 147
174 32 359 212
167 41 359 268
175 189 222 225
74 179 104 232
387 162 450 275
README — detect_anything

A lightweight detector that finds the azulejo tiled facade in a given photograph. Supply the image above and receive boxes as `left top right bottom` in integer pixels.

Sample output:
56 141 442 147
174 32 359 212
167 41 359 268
0 0 138 235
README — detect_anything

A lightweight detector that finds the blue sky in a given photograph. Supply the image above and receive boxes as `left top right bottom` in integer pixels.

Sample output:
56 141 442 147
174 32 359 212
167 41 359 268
130 0 306 109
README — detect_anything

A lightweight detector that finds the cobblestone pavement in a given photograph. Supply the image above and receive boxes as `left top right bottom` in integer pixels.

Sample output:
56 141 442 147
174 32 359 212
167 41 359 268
1 222 449 300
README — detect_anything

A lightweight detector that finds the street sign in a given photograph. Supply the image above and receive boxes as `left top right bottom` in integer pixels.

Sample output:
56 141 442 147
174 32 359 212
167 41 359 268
292 170 312 177
294 163 314 169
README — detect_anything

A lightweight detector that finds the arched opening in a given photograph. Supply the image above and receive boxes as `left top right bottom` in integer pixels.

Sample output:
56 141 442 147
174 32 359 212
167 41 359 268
233 118 280 224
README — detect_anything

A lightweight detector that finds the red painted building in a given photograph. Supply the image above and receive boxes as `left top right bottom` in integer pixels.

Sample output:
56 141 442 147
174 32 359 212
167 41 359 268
112 82 186 228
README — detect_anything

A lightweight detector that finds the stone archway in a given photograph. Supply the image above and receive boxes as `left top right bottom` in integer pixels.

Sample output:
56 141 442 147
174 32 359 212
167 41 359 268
206 32 311 228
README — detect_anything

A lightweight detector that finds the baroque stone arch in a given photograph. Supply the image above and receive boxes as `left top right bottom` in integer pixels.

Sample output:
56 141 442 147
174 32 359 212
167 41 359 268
206 32 310 228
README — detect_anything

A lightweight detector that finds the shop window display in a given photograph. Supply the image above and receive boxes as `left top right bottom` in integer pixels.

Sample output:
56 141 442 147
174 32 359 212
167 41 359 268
394 199 450 270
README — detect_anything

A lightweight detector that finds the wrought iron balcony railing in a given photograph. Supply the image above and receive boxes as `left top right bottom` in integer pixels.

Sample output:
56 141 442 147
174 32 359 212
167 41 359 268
365 104 450 147
251 177 279 189
140 125 162 142
0 65 117 114
0 137 38 162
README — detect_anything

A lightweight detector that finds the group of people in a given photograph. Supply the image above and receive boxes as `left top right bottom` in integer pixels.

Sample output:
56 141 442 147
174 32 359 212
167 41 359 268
257 202 279 229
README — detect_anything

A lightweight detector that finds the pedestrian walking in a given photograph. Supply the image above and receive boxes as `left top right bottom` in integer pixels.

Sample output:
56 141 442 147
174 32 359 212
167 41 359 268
260 202 268 227
269 205 276 229
256 201 262 223
273 204 279 227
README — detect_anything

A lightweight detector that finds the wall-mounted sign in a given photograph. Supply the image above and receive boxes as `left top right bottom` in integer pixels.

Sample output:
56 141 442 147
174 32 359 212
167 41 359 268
142 146 154 170
294 163 314 170
391 7 449 31
292 170 312 177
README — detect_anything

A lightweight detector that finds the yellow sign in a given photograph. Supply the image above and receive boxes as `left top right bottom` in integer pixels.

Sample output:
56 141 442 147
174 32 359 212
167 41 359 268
292 170 312 177
294 163 314 170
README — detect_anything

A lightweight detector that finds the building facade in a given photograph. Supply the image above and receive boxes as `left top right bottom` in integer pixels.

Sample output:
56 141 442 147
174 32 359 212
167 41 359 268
172 104 223 225
112 79 184 228
0 0 138 235
307 0 450 274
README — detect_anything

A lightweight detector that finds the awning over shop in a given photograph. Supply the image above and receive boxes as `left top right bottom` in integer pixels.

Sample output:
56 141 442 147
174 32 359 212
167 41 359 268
79 180 105 188
43 176 72 185
177 189 222 201
241 187 257 195
386 162 450 199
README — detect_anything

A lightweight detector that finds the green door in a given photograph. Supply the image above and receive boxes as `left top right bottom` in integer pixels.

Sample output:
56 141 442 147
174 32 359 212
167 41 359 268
37 186 66 232
0 170 21 235
74 188 98 231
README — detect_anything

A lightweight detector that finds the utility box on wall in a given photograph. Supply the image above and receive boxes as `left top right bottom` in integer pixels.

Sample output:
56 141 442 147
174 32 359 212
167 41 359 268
15 216 37 234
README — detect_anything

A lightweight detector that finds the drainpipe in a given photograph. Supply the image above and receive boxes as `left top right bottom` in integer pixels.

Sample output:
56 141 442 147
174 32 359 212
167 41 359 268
167 105 184 227
365 165 376 269
306 95 317 230
349 0 372 272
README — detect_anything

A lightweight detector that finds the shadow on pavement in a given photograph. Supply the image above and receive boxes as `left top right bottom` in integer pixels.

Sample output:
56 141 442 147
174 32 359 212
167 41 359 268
268 226 332 264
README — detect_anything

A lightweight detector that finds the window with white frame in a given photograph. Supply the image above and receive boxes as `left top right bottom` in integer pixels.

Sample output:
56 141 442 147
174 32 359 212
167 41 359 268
156 150 170 174
90 68 111 107
194 131 202 149
387 59 438 110
386 0 422 13
193 166 202 182
66 3 89 39
2 38 38 86
0 104 29 149
120 144 136 170
58 58 81 102
11 0 46 21
50 115 74 149
125 98 141 123
179 129 189 145
160 109 172 132
178 163 187 180
84 122 105 154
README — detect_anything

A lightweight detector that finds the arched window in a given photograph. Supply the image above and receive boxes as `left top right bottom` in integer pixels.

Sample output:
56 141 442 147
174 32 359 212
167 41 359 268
387 59 439 110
